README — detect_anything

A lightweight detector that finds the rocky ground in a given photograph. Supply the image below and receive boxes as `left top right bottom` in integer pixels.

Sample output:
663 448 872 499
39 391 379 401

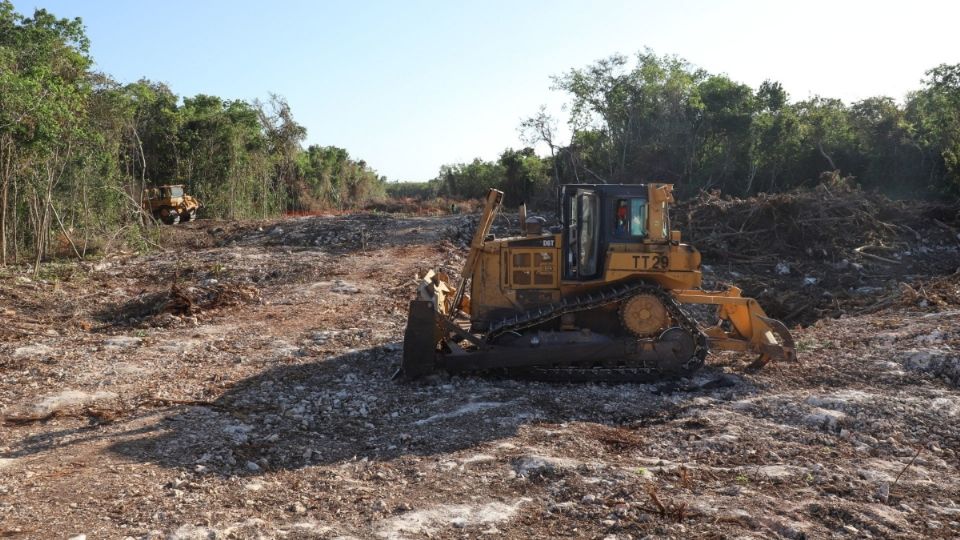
2 207 960 539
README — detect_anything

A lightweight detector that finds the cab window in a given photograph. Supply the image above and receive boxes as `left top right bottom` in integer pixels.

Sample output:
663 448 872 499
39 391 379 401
614 198 647 237
615 199 629 235
567 194 579 275
578 192 598 276
630 199 647 236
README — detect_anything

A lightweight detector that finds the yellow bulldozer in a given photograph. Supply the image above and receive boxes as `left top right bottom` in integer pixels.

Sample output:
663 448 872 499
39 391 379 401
143 184 201 225
399 183 795 382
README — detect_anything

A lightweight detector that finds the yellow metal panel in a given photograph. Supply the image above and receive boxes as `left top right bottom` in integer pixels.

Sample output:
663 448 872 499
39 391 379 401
506 247 559 289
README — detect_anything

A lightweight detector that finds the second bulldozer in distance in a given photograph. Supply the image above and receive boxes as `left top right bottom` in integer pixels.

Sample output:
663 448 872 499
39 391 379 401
400 183 796 382
143 184 201 225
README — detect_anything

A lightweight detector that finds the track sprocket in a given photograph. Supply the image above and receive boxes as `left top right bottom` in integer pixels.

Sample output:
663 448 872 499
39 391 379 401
620 293 671 337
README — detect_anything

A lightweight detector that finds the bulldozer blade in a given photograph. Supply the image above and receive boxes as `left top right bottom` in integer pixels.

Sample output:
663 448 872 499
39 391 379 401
394 300 440 380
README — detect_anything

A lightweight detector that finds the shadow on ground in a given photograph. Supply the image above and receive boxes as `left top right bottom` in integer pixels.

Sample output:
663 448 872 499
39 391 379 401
101 343 757 477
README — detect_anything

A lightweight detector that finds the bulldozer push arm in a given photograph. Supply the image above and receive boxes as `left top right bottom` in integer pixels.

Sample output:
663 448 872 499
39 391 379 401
415 188 503 318
673 287 796 369
448 189 503 315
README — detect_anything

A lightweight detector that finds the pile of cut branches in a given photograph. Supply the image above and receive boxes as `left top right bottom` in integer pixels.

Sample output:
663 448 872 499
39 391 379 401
673 185 950 262
674 185 960 324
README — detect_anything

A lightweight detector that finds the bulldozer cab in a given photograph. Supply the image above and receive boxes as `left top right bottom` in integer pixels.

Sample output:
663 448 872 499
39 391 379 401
143 185 185 203
158 185 184 200
561 184 662 281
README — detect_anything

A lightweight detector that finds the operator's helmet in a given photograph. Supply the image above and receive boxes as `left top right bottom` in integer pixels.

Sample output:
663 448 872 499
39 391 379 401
525 216 547 235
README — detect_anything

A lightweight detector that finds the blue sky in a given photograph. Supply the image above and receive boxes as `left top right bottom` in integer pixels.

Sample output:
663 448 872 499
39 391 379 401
10 0 960 181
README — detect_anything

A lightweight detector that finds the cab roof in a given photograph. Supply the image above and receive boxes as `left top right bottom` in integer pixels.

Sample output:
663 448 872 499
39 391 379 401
559 183 651 198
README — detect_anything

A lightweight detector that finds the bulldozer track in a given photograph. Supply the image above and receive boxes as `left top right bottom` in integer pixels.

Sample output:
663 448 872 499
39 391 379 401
485 282 710 382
